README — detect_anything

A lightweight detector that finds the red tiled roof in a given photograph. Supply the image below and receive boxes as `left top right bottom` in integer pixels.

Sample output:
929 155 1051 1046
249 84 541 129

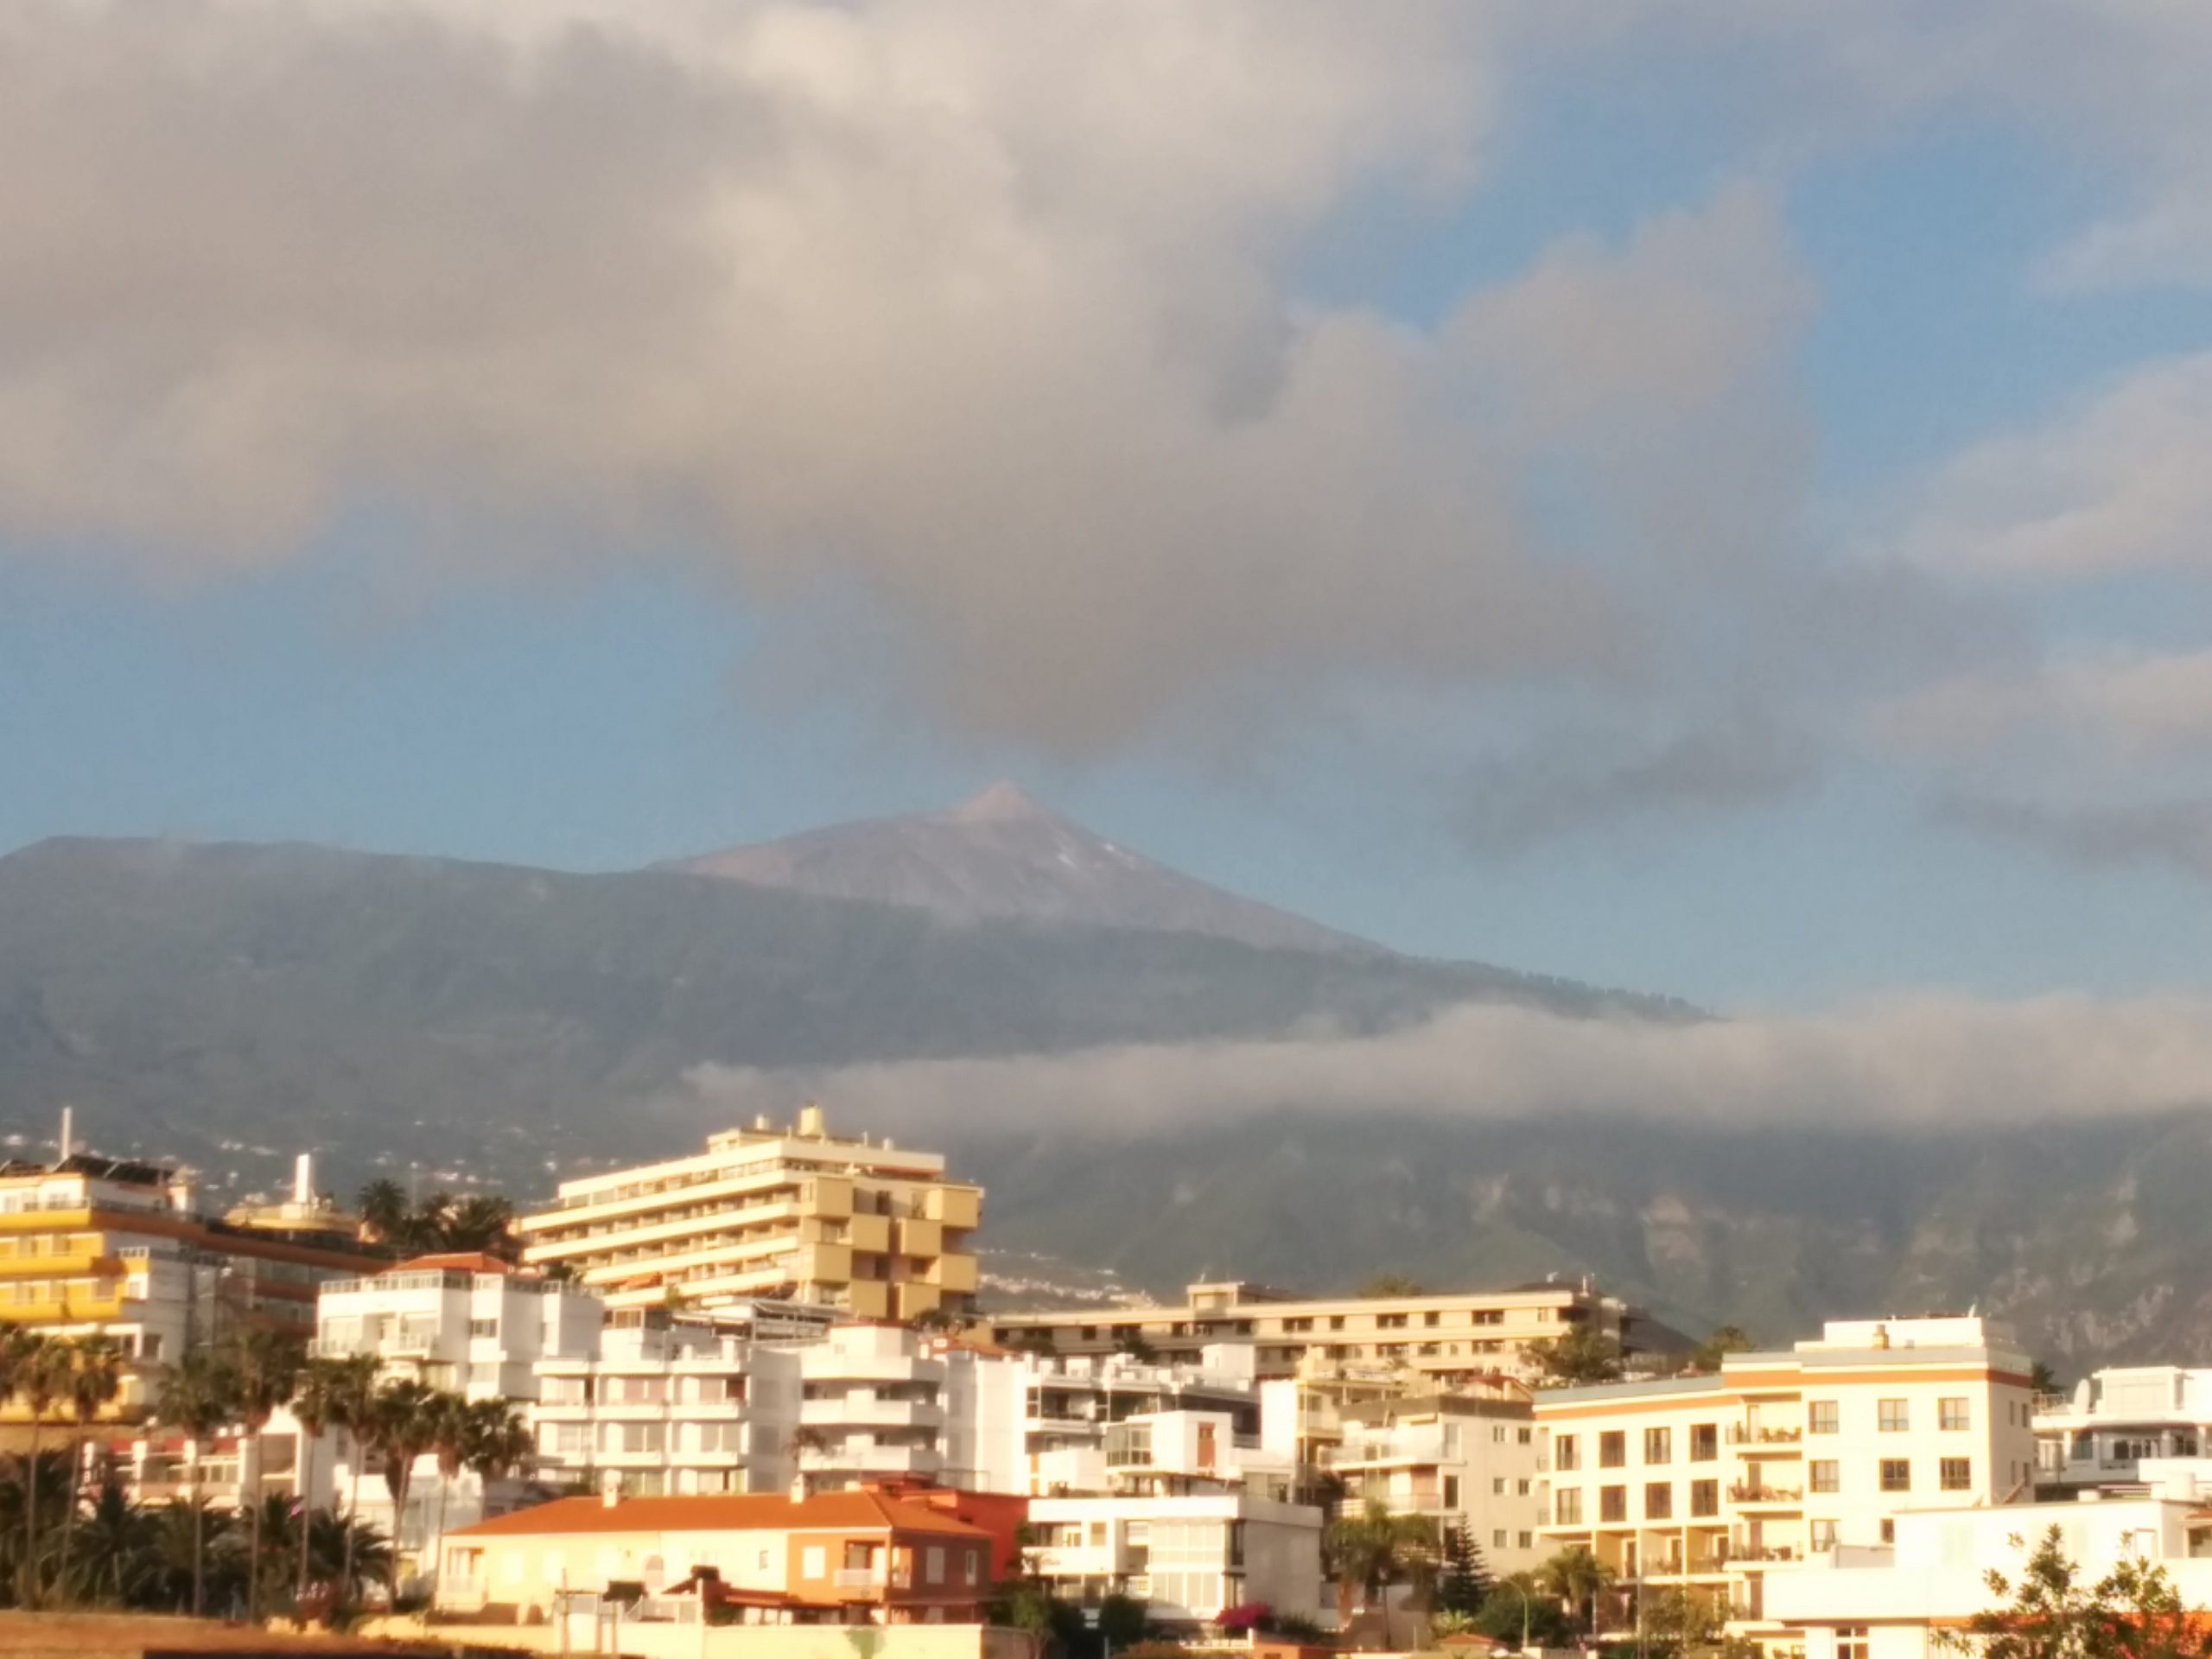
389 1252 516 1275
450 1491 995 1541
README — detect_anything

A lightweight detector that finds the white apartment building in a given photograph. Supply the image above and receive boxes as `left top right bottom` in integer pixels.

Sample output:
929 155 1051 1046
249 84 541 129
796 1324 1026 1496
2032 1365 2212 1491
994 1276 1658 1386
533 1307 810 1498
1764 1482 2212 1656
1537 1314 2038 1649
313 1251 606 1395
1331 1394 1545 1579
1026 1346 1272 1497
1028 1493 1325 1628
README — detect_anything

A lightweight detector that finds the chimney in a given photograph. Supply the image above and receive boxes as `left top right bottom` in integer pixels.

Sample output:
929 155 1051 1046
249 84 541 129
167 1170 200 1216
56 1106 73 1166
602 1475 621 1509
798 1104 826 1139
294 1152 315 1206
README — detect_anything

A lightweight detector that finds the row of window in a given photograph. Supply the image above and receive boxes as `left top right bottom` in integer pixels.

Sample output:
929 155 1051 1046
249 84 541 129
1552 1458 1978 1524
1554 1398 1980 1471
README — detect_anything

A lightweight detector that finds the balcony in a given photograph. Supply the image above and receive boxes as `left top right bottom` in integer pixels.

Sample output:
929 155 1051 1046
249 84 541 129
1727 1483 1802 1508
801 1442 941 1476
1730 1426 1803 1454
800 1396 943 1430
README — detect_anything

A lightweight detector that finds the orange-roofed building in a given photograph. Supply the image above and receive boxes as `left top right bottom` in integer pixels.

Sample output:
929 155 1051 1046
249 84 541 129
437 1489 1007 1625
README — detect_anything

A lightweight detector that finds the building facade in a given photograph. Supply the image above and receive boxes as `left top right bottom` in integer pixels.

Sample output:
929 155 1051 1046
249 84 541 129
990 1278 1656 1386
1535 1315 2038 1649
437 1491 1001 1625
2031 1365 2212 1492
518 1107 982 1322
1027 1493 1324 1628
0 1149 381 1403
1331 1393 1545 1579
795 1325 1026 1497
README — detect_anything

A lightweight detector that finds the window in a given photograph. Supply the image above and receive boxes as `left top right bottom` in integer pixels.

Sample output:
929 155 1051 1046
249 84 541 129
1689 1479 1718 1518
1599 1485 1627 1523
468 1318 498 1338
1643 1427 1671 1465
1879 1520 1895 1544
1377 1314 1408 1330
1518 1531 1534 1549
1810 1459 1840 1494
925 1547 945 1584
1880 1459 1911 1492
1492 1477 1505 1495
1517 1478 1532 1496
1443 1476 1459 1509
1518 1427 1533 1444
965 1550 979 1586
1878 1399 1910 1433
1329 1316 1346 1331
1808 1401 1839 1434
1599 1432 1625 1469
1090 1523 1107 1546
1554 1489 1582 1525
1689 1423 1718 1462
1940 1397 1972 1431
1840 1629 1869 1659
1425 1312 1441 1328
802 1547 826 1580
1554 1434 1580 1472
1810 1519 1837 1552
1644 1482 1673 1521
1941 1458 1973 1491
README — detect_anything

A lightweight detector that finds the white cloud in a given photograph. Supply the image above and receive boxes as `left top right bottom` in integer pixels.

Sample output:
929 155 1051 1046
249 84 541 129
1885 649 2212 763
0 0 1827 755
1897 353 2212 582
685 990 2212 1134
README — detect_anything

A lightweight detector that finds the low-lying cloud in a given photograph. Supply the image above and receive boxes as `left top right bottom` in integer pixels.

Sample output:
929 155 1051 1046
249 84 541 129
685 990 2212 1135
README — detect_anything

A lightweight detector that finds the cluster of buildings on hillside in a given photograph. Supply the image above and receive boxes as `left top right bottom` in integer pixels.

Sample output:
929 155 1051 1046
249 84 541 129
18 1106 2212 1650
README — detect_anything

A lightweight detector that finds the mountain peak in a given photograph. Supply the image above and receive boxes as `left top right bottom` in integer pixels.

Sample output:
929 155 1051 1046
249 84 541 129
659 790 1380 955
947 780 1054 824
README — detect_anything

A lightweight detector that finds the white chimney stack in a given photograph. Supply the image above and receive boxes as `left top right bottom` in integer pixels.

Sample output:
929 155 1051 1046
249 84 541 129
294 1152 314 1206
57 1105 73 1165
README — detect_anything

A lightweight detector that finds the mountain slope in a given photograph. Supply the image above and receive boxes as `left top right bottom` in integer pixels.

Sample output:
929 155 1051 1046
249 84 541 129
660 783 1377 955
0 834 1657 1189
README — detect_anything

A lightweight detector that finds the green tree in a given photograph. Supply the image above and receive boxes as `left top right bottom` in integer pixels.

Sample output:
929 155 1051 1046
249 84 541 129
290 1357 352 1609
1325 1499 1437 1649
1471 1572 1576 1649
1683 1325 1752 1375
355 1179 409 1245
320 1352 381 1604
14 1333 73 1605
439 1195 518 1257
1537 1545 1615 1640
228 1327 305 1624
154 1348 240 1617
2031 1360 2063 1397
1532 1326 1624 1387
1437 1522 1491 1616
1948 1525 2212 1659
1358 1274 1427 1298
1096 1592 1148 1649
1641 1586 1725 1655
364 1377 439 1583
68 1478 161 1607
59 1337 125 1605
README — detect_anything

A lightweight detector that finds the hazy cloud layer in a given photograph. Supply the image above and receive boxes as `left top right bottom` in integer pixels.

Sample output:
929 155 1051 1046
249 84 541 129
1940 794 2212 883
686 991 2212 1135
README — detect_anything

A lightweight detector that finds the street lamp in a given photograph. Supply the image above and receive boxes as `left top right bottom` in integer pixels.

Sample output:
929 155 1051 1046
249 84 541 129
1490 1580 1533 1651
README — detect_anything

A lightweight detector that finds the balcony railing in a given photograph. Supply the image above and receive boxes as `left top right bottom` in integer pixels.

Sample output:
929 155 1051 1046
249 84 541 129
1727 1483 1802 1504
1729 1425 1803 1445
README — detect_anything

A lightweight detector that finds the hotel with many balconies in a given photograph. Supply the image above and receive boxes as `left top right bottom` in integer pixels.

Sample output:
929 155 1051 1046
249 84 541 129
517 1106 982 1322
1534 1314 2038 1649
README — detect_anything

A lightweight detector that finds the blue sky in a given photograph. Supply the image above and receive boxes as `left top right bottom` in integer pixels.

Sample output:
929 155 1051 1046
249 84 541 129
6 2 2212 1009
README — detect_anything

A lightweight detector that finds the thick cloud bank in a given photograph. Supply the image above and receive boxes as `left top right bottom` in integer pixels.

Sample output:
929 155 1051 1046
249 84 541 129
687 991 2212 1135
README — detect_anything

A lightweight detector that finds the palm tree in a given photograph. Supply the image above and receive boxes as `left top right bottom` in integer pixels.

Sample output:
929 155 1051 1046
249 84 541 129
1537 1544 1615 1640
290 1357 348 1609
1325 1499 1437 1649
364 1378 437 1584
321 1353 379 1605
229 1328 305 1624
440 1196 517 1258
16 1332 73 1606
154 1348 240 1617
423 1390 471 1592
355 1179 409 1246
69 1478 161 1607
59 1337 124 1605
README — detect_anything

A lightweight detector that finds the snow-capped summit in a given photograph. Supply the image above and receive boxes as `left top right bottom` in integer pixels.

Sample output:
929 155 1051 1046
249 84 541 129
658 785 1379 955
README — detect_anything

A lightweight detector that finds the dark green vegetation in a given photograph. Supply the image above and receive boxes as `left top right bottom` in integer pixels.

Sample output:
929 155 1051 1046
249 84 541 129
3 836 2208 1367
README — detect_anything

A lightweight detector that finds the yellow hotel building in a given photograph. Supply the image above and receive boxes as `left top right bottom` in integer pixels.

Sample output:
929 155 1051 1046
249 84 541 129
0 1149 383 1414
517 1107 982 1323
